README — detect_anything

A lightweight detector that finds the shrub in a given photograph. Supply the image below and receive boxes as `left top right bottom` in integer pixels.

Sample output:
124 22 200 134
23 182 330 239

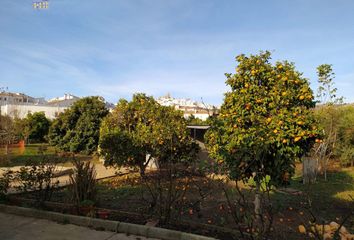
0 170 14 201
68 158 97 207
141 163 194 225
14 157 58 205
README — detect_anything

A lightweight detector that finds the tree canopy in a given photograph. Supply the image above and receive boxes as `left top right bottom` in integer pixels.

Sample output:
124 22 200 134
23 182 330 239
205 51 322 185
48 96 109 154
337 105 354 167
316 64 343 105
186 115 209 126
0 115 16 145
25 112 51 142
313 64 344 179
99 93 198 175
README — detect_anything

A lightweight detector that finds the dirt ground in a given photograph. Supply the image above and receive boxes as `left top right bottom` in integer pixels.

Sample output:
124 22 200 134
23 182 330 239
13 163 354 240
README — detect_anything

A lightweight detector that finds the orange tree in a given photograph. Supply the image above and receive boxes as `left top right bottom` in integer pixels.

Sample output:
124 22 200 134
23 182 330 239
205 51 322 214
99 93 198 176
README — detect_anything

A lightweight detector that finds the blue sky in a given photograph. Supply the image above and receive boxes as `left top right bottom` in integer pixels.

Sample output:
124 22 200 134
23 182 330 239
1 0 354 105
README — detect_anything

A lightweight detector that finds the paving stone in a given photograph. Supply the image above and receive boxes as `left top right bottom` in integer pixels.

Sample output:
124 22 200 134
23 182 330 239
0 212 159 240
107 233 160 240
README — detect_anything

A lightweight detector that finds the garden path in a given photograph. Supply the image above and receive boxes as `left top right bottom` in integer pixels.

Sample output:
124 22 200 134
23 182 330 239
1 162 128 193
0 212 159 240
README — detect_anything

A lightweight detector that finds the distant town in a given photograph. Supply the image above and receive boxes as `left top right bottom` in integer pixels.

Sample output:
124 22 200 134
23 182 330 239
0 91 218 120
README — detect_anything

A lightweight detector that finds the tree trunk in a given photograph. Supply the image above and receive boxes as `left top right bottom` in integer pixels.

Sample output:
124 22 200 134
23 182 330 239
324 157 328 181
254 182 261 218
139 164 146 177
139 153 151 177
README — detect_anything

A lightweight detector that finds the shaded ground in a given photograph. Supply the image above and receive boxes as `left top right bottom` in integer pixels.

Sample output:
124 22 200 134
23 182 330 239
10 163 354 239
0 212 159 240
30 166 354 239
270 168 354 239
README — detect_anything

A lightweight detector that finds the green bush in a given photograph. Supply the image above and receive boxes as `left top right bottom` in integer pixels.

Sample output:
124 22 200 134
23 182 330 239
69 158 97 206
247 175 274 192
0 170 13 201
14 157 59 205
48 97 109 154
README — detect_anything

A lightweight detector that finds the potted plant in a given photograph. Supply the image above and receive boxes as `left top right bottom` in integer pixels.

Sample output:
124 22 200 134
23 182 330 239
79 199 95 217
97 209 110 219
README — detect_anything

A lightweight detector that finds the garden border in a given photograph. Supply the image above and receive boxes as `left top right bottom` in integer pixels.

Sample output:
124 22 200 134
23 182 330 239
0 204 217 240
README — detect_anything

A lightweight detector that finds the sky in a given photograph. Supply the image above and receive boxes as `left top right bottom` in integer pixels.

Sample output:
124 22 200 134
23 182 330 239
1 0 354 106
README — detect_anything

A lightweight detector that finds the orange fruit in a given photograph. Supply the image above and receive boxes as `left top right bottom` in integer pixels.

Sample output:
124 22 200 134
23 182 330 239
298 225 306 234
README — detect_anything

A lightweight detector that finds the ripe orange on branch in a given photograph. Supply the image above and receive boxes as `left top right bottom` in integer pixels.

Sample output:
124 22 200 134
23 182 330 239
294 136 301 142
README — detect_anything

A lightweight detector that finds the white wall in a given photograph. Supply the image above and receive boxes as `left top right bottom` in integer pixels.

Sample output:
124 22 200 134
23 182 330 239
184 113 210 121
0 104 68 120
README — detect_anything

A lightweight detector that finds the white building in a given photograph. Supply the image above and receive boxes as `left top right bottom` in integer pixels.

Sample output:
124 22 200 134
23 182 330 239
0 92 46 105
48 93 79 104
156 94 218 120
0 92 115 120
0 104 68 120
0 93 80 120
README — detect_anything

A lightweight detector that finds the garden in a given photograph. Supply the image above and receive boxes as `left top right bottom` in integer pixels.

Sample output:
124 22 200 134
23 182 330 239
2 155 353 239
1 52 354 240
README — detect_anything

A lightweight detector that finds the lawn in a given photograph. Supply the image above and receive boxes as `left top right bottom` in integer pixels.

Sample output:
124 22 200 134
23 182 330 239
270 167 354 239
0 143 92 167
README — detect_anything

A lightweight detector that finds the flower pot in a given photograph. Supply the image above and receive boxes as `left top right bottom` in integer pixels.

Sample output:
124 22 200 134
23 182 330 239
97 210 110 219
79 206 95 216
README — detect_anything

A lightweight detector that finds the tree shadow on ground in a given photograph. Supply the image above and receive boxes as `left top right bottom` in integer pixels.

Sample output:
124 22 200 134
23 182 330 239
11 167 354 240
270 169 354 239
